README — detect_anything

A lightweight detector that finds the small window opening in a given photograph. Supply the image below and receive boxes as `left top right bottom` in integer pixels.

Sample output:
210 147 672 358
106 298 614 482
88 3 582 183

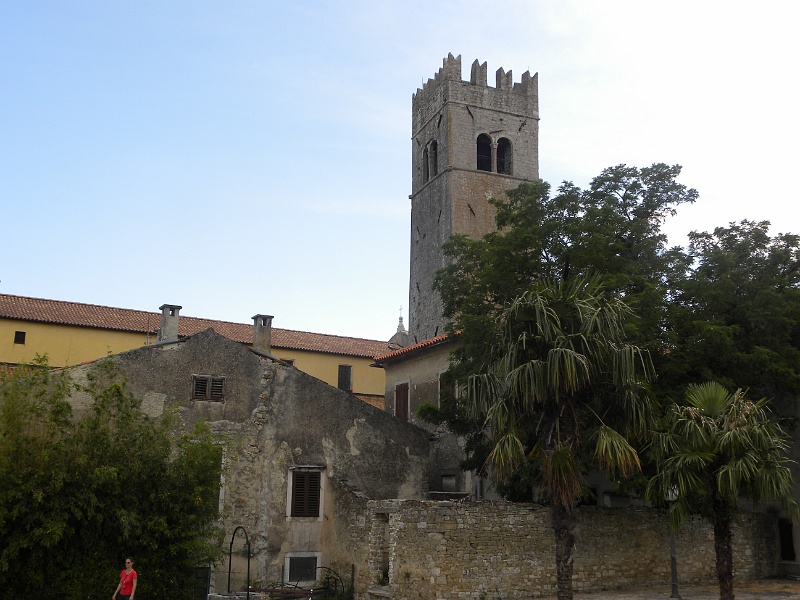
288 556 317 583
395 382 409 422
169 308 176 316
14 331 26 345
192 375 225 401
430 140 438 177
476 134 492 172
422 147 429 183
291 471 321 517
441 474 457 492
780 518 796 561
497 137 512 175
337 365 352 392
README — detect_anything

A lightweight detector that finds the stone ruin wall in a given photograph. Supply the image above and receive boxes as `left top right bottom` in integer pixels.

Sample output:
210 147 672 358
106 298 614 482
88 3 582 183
345 499 777 600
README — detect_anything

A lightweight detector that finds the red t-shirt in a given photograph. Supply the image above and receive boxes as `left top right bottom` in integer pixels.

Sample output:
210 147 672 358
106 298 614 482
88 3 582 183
119 568 137 595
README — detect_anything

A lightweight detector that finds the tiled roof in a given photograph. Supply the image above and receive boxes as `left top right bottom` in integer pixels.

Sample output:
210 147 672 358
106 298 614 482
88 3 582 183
373 332 451 363
0 294 393 359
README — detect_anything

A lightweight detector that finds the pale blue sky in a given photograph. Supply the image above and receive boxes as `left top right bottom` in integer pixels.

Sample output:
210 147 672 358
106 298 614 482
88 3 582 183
2 1 798 340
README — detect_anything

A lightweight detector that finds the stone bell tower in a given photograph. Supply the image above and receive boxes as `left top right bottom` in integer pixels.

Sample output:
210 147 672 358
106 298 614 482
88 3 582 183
408 54 540 343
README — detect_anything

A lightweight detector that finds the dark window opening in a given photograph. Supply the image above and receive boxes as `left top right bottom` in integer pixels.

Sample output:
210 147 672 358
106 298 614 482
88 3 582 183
338 365 352 392
288 556 317 582
476 134 492 172
780 518 796 561
291 471 321 517
441 473 457 492
14 331 26 345
430 140 438 177
192 375 225 401
395 382 409 422
497 137 512 175
422 147 429 183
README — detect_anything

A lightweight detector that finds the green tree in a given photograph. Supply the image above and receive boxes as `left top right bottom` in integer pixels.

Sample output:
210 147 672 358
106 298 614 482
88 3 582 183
658 220 800 404
646 381 798 600
424 163 695 479
467 276 654 600
0 359 224 600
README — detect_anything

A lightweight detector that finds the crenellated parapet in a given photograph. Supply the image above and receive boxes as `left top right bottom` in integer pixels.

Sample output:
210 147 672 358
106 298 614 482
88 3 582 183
413 53 538 133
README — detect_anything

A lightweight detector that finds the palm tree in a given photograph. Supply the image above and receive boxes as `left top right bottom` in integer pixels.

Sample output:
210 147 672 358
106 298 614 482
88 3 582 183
467 275 655 600
646 381 798 600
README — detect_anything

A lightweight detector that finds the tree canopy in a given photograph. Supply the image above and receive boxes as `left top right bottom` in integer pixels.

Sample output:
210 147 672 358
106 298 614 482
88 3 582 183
657 220 800 404
423 162 800 600
646 381 798 600
0 358 224 600
466 275 654 599
424 163 697 480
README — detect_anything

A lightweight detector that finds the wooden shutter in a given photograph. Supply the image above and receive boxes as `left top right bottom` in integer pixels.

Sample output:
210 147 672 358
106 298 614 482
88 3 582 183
193 376 209 399
291 471 321 517
337 365 352 392
395 383 409 422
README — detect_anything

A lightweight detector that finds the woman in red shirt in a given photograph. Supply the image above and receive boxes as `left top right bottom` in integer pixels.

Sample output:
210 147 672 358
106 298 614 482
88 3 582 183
112 557 137 600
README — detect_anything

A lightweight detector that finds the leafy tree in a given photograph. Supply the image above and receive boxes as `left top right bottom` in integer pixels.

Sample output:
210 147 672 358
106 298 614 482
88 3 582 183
658 220 800 404
0 358 224 600
467 276 654 600
424 163 696 479
646 381 798 600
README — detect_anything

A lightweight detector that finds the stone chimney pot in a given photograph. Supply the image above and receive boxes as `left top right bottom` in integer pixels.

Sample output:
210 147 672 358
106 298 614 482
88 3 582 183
157 304 182 342
252 314 274 354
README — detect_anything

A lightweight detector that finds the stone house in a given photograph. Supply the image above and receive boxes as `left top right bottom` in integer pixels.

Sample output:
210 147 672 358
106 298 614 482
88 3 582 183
64 320 431 593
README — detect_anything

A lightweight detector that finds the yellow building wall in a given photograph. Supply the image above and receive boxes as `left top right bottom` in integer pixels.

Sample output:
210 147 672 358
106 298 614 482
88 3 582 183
0 319 152 367
271 349 385 396
1 318 385 396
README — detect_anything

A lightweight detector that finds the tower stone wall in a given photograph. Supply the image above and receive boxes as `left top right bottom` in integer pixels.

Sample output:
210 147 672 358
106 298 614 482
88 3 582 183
409 53 540 343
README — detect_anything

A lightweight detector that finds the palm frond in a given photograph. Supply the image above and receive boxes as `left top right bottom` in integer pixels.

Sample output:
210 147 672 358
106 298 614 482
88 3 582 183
591 424 641 479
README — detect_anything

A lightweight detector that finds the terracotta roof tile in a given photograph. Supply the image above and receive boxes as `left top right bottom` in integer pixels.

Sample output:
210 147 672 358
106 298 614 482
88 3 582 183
373 332 451 363
0 294 393 359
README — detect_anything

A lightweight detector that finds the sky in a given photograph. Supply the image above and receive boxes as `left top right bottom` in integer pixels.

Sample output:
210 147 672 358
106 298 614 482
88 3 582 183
2 1 798 341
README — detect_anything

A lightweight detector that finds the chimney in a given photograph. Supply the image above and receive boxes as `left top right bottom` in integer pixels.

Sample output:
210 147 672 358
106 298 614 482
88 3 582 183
158 304 182 342
252 314 274 354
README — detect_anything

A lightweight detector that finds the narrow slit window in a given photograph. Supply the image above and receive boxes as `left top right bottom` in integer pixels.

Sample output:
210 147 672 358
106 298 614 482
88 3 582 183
422 147 429 183
395 382 409 422
476 134 492 172
497 137 512 175
337 365 352 392
429 140 438 177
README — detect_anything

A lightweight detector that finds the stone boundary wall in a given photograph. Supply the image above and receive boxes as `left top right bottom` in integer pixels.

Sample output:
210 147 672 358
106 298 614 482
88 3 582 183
356 500 777 600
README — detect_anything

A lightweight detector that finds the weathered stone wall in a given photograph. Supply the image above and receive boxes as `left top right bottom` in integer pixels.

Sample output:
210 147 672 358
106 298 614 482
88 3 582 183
66 330 432 594
349 499 777 600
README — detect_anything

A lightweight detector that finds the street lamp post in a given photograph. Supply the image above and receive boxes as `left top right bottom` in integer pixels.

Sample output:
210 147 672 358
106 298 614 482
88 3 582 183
666 487 681 600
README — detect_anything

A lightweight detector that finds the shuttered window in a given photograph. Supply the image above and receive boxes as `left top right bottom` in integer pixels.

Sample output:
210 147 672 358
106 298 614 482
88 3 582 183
337 365 352 392
395 383 409 422
192 375 225 401
291 471 321 517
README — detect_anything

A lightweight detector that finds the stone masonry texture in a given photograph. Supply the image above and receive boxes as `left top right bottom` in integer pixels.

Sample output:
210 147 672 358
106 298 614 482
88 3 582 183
351 500 776 600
